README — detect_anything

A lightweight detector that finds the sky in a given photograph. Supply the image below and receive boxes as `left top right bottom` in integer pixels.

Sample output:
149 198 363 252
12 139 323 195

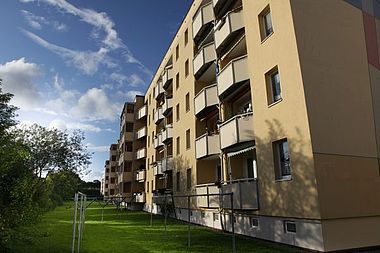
0 0 192 181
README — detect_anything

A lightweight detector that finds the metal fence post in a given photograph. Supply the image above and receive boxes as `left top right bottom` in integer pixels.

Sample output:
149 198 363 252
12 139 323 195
187 196 191 249
71 193 78 253
164 195 167 237
150 196 153 226
231 192 236 253
77 195 84 253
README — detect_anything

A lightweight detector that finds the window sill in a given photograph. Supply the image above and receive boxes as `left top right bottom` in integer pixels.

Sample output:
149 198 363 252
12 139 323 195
275 176 292 182
261 31 274 44
268 98 283 108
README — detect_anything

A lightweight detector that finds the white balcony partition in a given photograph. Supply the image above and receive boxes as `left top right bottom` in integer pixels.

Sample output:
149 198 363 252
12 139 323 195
136 170 146 182
217 55 249 97
162 124 173 143
136 148 146 160
136 193 146 203
196 184 220 208
136 126 147 139
193 43 216 77
154 107 164 124
222 179 259 209
162 65 173 89
193 2 214 40
215 9 244 51
162 156 173 173
153 162 163 176
154 132 163 149
194 84 218 116
137 105 147 120
219 112 254 149
163 97 173 115
154 81 164 100
195 133 220 159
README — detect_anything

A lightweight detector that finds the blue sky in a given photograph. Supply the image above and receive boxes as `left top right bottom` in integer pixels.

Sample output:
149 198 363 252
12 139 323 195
0 0 192 181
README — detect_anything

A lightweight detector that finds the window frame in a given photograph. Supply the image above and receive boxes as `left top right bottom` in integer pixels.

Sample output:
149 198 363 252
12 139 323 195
259 5 274 42
273 138 292 181
266 66 282 106
186 129 191 150
284 221 297 234
185 93 190 112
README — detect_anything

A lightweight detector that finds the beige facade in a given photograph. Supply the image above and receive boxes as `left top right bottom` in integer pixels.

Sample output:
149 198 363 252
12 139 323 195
102 0 380 251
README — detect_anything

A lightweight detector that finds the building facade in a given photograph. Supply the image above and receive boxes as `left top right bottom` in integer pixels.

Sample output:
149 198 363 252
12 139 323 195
102 0 380 251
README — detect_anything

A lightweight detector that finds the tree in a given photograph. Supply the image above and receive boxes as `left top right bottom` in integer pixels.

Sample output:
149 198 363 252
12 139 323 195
0 78 17 137
48 170 81 205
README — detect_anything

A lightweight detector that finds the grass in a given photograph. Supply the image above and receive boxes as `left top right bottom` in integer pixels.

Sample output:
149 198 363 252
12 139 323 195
10 202 303 253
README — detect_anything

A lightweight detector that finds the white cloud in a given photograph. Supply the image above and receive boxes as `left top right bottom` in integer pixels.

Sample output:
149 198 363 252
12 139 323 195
0 58 41 108
49 119 67 131
72 88 119 121
21 10 68 31
49 119 113 133
128 74 144 87
117 90 143 101
109 72 127 85
86 143 109 153
108 72 144 87
22 29 113 75
20 0 151 76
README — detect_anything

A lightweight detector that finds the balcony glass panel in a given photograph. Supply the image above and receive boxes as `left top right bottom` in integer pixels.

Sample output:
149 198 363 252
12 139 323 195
193 43 216 78
195 133 220 159
219 112 254 149
194 84 218 116
215 9 244 52
193 3 214 41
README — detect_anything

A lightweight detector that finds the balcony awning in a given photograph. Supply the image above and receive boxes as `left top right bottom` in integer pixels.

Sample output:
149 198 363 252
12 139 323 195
227 145 255 157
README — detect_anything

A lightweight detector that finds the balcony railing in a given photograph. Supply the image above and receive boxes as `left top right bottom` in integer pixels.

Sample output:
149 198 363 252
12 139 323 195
136 148 146 160
196 183 220 208
136 170 145 182
154 132 163 149
162 124 173 143
136 126 147 139
222 178 259 210
194 84 218 116
162 65 173 90
162 156 173 173
135 192 146 203
215 8 244 54
136 105 147 120
153 161 163 176
217 55 249 98
195 133 220 159
154 107 164 124
219 112 254 149
154 81 164 100
193 2 214 43
163 97 173 116
193 42 216 79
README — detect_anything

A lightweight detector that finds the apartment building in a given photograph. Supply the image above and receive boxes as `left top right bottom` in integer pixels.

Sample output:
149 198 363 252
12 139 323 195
102 144 119 199
102 0 380 251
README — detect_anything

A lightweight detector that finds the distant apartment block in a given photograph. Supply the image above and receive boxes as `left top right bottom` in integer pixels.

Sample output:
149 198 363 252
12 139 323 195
102 0 380 251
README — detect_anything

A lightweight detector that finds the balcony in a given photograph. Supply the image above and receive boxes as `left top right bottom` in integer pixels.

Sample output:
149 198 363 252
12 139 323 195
195 133 220 159
222 179 259 210
193 43 216 79
154 81 164 100
162 124 173 143
194 84 218 117
219 112 254 149
215 9 244 54
154 132 163 149
196 184 220 208
154 107 164 124
136 170 146 182
213 0 235 19
135 192 146 203
193 2 214 43
162 156 173 173
136 148 146 160
153 161 163 176
137 105 147 120
217 55 249 98
136 126 147 139
162 97 173 116
162 65 173 90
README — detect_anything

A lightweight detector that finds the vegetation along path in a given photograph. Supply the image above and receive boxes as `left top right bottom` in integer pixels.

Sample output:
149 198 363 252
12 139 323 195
11 203 303 253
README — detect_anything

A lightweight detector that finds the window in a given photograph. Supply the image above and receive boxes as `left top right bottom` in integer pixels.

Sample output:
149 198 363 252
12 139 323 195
250 217 259 228
176 104 180 121
213 213 219 221
125 142 133 152
147 158 150 169
186 129 191 149
124 161 132 172
284 221 296 234
152 131 155 144
111 155 116 161
149 94 151 105
186 169 191 190
266 67 282 105
176 137 180 155
185 59 189 77
151 180 153 192
106 168 109 173
176 44 179 61
147 181 149 193
201 212 205 218
259 6 273 41
123 182 131 193
273 139 291 180
110 177 115 184
126 122 134 132
185 93 190 112
176 73 179 90
112 145 117 150
111 166 116 172
126 104 134 113
105 176 109 180
176 171 180 191
110 189 114 195
148 115 150 125
184 28 188 46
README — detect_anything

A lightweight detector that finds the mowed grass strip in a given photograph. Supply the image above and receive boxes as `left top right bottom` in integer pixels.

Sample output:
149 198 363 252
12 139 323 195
10 202 302 253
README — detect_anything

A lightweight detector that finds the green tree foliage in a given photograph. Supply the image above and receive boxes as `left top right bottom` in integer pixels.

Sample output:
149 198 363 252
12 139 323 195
0 80 92 251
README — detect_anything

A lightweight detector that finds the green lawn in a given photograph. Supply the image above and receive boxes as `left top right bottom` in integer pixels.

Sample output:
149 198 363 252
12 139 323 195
10 202 303 253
